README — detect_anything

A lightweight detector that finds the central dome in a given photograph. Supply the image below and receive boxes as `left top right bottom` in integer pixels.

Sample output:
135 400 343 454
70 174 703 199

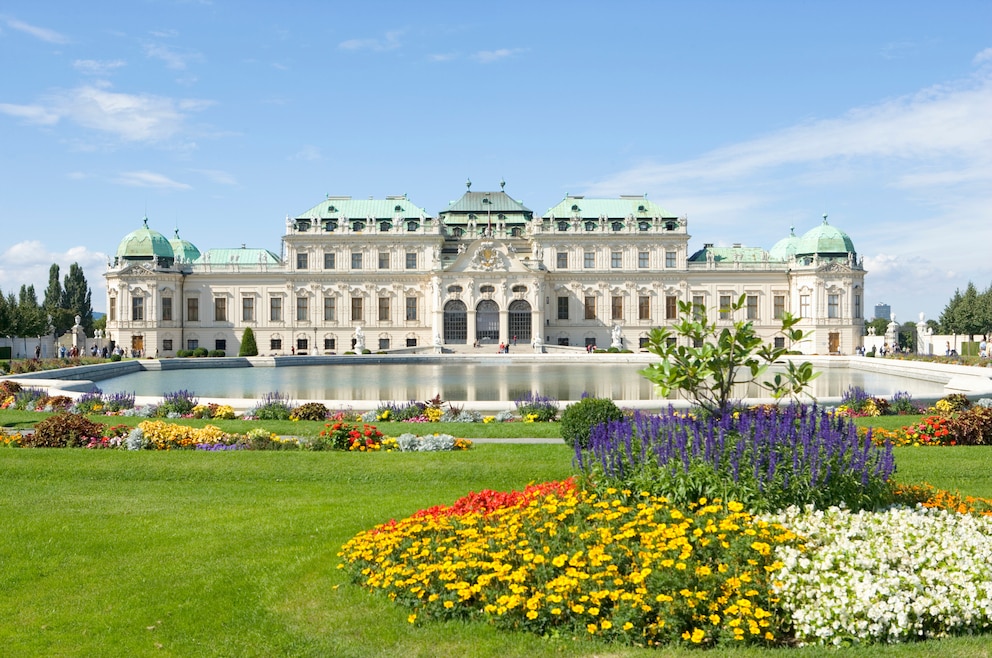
116 218 175 263
795 216 856 258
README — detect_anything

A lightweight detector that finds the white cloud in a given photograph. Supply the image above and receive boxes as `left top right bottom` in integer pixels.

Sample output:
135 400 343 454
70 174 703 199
1 16 68 44
0 242 109 311
191 168 237 185
113 170 191 189
473 48 526 63
338 29 403 52
0 102 59 125
428 52 458 62
973 47 992 66
144 42 200 70
73 59 127 75
1 84 213 143
290 145 321 161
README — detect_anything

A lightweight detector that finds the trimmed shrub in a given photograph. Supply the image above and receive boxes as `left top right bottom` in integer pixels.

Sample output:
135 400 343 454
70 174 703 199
109 353 122 362
192 347 209 358
28 412 105 448
560 396 623 448
207 350 225 358
239 326 258 357
290 402 329 421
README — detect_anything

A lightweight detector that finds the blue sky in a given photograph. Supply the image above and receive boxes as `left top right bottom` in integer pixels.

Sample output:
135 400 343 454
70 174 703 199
1 1 990 321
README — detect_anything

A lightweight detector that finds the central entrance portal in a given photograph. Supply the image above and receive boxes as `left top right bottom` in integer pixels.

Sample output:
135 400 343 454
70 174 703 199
476 300 499 342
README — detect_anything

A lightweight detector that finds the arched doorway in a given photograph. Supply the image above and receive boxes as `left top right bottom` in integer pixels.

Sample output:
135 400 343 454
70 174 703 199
443 300 467 344
476 300 499 343
508 299 532 342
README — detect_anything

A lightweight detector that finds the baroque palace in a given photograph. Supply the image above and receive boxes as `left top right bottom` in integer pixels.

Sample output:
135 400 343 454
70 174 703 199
104 181 866 357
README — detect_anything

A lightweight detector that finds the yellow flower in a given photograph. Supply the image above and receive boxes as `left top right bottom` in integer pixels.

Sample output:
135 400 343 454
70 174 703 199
407 613 417 624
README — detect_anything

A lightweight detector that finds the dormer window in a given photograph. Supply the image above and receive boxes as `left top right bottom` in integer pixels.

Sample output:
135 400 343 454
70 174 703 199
638 221 650 231
637 205 646 212
394 205 403 212
510 227 522 237
453 227 464 237
379 221 391 232
665 221 678 231
584 221 597 231
571 204 580 211
328 205 337 213
557 221 569 231
611 221 623 231
352 220 365 232
406 221 419 232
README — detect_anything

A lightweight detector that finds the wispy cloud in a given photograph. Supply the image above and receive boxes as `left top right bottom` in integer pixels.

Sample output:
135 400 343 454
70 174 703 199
975 47 992 66
473 48 526 63
290 145 321 161
113 170 191 189
338 29 403 52
144 43 200 70
73 59 127 75
1 16 68 44
191 168 237 185
0 84 213 143
428 52 458 62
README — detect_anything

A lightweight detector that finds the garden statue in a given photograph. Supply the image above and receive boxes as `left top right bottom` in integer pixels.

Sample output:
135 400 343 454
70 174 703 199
611 323 623 349
354 326 365 352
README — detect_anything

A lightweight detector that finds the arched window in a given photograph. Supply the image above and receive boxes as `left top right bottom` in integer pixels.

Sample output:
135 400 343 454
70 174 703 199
443 300 468 344
476 300 499 342
508 299 532 341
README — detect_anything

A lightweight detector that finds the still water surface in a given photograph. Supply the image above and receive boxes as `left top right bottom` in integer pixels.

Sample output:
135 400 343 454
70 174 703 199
97 362 949 402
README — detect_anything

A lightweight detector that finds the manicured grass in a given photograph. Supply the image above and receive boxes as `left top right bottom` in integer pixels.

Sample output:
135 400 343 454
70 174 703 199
851 415 925 431
1 444 991 657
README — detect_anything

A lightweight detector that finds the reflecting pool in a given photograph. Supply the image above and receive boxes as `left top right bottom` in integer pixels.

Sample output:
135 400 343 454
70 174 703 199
95 361 950 403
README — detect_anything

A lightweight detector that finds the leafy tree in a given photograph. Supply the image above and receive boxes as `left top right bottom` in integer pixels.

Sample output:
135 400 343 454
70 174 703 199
62 262 94 335
239 326 259 357
0 290 13 339
16 285 48 338
43 264 73 337
898 321 917 352
639 294 818 418
93 314 107 334
939 288 962 333
864 317 888 337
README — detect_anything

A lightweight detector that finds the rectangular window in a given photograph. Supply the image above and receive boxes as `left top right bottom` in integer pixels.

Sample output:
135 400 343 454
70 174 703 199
405 297 417 321
666 295 677 320
323 338 336 351
583 252 594 269
406 337 417 347
270 338 282 351
556 296 569 320
692 295 704 320
242 296 254 322
774 337 786 349
378 297 390 322
214 297 227 322
584 296 596 320
131 297 144 321
719 295 732 320
773 295 786 320
215 339 226 352
611 296 623 321
109 298 117 322
853 294 862 319
665 251 676 268
161 297 172 322
323 296 336 322
638 251 649 268
639 296 650 320
296 296 308 322
323 251 335 269
296 338 308 352
556 252 568 269
186 298 199 322
378 252 390 269
800 294 811 319
351 252 363 269
296 252 308 270
351 297 363 322
378 338 390 350
746 294 758 320
162 339 173 351
405 252 417 269
269 297 282 322
611 251 622 268
828 294 839 319
186 339 198 351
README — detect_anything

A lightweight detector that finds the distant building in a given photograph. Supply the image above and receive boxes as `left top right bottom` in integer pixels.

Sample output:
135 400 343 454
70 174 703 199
104 183 866 356
874 303 891 321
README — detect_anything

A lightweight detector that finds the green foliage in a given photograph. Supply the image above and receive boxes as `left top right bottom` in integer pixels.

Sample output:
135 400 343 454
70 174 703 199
207 350 226 357
639 294 819 417
940 280 992 337
192 347 209 357
109 353 122 362
62 263 94 336
559 396 623 448
239 326 258 357
27 412 104 447
513 392 559 422
248 392 293 420
290 402 329 421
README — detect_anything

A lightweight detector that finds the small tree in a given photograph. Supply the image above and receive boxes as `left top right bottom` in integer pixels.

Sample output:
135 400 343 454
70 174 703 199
639 294 818 418
239 326 258 357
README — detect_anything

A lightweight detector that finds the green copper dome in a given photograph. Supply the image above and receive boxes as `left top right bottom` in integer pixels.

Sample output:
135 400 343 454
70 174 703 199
169 228 201 263
795 216 856 257
769 226 799 261
116 218 175 262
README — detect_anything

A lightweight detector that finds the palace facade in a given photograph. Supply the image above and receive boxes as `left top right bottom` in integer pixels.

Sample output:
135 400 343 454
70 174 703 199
104 182 866 356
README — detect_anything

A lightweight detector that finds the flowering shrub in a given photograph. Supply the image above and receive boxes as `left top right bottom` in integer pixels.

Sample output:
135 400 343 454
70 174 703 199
247 391 293 420
0 431 24 447
891 482 992 516
191 403 236 420
103 391 136 412
514 391 559 422
137 420 235 450
904 414 954 446
26 412 105 448
290 402 330 421
155 390 198 417
576 405 895 513
340 485 798 647
314 422 385 451
394 433 472 451
767 505 992 645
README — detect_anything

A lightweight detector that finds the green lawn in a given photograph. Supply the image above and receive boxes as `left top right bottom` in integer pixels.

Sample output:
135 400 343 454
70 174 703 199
1 443 991 657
